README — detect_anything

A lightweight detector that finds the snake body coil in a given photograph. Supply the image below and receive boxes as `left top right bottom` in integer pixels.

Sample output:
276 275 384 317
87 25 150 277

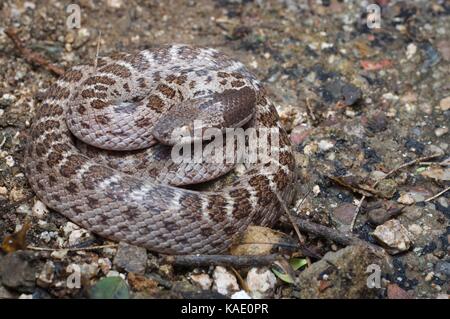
25 44 296 254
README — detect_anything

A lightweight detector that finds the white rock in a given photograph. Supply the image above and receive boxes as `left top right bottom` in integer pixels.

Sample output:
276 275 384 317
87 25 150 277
68 229 90 246
312 185 321 196
106 0 123 8
24 1 36 10
50 249 68 260
190 273 213 290
39 231 57 243
406 43 417 59
231 290 252 299
5 155 15 167
212 266 239 296
16 203 31 215
425 272 434 282
0 93 16 107
62 222 80 236
19 294 33 299
32 200 48 219
435 127 448 137
372 219 413 254
0 186 7 196
62 222 90 246
318 139 334 151
245 267 277 299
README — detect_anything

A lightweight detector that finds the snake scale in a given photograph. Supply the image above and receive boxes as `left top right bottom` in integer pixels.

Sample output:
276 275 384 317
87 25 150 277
24 44 296 254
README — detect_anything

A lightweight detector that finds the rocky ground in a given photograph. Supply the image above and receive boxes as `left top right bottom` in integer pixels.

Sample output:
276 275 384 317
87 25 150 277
0 0 449 299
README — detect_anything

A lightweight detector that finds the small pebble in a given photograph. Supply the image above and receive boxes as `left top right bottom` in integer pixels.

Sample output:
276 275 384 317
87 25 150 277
113 242 147 275
9 187 26 202
318 139 334 151
68 229 90 246
397 193 415 205
212 266 239 296
372 219 413 254
440 96 450 111
16 203 31 215
435 127 448 137
50 249 68 260
190 273 213 290
387 283 413 299
231 290 252 299
107 0 123 8
312 185 321 196
406 43 417 59
0 186 7 196
0 93 16 107
32 200 48 219
246 267 277 299
424 272 434 282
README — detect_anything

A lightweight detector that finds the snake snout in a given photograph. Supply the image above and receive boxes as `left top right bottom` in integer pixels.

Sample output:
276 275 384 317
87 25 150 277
153 115 193 145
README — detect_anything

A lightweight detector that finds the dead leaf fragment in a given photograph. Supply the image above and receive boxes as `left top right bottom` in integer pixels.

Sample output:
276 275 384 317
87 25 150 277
230 226 288 256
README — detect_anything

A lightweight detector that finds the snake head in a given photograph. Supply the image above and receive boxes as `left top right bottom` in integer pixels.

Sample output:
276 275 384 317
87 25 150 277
152 98 221 145
153 89 255 146
152 103 198 145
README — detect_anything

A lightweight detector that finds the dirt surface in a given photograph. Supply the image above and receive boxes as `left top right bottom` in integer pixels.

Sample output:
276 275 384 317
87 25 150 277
0 0 449 299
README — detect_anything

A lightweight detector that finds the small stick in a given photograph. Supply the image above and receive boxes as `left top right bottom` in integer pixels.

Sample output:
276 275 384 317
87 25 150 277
425 186 450 202
285 215 377 249
163 254 282 268
373 153 442 188
4 27 65 76
27 244 117 252
419 161 449 166
276 192 305 244
350 195 366 231
281 189 313 265
305 98 317 123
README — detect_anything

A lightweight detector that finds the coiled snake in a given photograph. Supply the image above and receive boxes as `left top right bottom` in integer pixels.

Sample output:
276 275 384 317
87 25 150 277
24 44 296 254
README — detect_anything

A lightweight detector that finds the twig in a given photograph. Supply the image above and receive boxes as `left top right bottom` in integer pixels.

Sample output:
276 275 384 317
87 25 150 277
5 27 65 76
163 254 282 268
305 97 317 123
419 161 449 166
373 153 442 188
425 186 450 202
276 192 305 244
350 195 366 231
27 244 117 252
284 215 380 251
284 189 314 265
